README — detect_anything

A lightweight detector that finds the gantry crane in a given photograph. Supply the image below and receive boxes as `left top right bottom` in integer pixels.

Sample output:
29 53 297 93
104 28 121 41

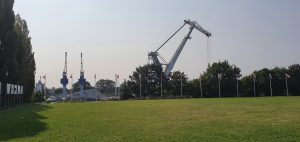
148 20 212 76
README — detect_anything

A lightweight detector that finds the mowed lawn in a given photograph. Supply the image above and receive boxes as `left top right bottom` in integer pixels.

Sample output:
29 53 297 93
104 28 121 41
0 97 300 142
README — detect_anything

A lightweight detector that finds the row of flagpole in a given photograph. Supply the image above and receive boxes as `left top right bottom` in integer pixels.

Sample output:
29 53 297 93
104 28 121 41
216 73 291 98
40 71 291 99
137 72 292 99
40 73 123 101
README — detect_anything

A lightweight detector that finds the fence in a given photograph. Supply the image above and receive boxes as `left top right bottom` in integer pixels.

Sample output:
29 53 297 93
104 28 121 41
0 82 24 109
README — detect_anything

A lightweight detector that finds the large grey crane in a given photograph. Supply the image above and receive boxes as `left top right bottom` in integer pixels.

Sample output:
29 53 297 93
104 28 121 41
148 20 212 76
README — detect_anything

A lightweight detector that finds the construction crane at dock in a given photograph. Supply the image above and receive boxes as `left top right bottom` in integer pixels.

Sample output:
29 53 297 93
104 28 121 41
78 53 86 96
60 52 68 96
148 20 212 76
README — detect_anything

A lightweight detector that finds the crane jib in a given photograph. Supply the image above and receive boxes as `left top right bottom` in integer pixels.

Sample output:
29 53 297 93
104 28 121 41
148 20 212 76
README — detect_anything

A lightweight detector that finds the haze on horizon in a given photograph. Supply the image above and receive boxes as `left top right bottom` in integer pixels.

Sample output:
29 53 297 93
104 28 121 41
13 0 300 88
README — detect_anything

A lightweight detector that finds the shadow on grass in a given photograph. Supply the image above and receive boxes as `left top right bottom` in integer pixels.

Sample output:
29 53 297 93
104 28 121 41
0 104 52 141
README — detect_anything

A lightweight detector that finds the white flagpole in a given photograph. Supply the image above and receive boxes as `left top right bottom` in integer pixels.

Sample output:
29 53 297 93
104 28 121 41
180 74 183 97
218 74 221 98
71 74 73 101
286 76 288 96
253 75 256 97
139 74 142 99
44 75 47 97
161 72 163 97
95 74 97 101
269 75 272 97
236 78 239 97
199 74 203 98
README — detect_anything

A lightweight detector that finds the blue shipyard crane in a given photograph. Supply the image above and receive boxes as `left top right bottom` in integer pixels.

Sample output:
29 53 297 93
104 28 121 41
78 53 86 96
60 52 68 96
148 20 212 76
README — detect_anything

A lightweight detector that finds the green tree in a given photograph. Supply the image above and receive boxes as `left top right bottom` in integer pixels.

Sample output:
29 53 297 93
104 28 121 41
288 64 300 96
120 64 165 98
1 1 36 103
72 81 93 92
96 79 115 94
120 80 136 99
169 71 188 96
0 0 16 82
202 61 241 98
14 14 36 102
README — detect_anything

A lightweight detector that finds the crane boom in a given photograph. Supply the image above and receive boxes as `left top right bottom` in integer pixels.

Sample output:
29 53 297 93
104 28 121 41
165 26 194 76
148 20 211 76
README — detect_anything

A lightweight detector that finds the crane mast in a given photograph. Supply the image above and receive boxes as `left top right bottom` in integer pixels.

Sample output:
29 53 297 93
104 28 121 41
148 20 212 76
78 53 86 96
64 52 67 75
60 52 68 96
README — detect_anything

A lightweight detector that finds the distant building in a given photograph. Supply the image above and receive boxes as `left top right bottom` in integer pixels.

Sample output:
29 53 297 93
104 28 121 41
36 79 45 93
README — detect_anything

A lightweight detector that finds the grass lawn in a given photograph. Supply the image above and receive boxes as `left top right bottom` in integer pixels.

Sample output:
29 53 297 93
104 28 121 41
0 97 300 142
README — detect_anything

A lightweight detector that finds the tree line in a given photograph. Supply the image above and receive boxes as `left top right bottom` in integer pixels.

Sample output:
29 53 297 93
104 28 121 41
0 0 36 102
120 61 300 99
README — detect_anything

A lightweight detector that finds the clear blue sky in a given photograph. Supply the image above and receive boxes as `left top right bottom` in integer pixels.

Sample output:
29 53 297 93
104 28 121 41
14 0 300 88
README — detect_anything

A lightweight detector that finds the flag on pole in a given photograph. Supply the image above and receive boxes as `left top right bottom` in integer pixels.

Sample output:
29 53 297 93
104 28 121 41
285 73 290 79
268 73 272 79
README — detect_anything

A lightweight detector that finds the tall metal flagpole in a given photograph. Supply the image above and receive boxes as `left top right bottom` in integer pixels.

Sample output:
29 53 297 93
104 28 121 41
236 77 239 97
139 74 142 99
286 77 288 96
253 74 256 97
161 72 163 97
199 74 203 98
70 74 73 101
269 73 272 97
180 73 183 96
95 74 97 101
218 73 221 98
285 75 289 96
44 75 47 97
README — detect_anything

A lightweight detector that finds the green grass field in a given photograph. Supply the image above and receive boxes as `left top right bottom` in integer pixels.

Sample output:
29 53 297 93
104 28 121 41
1 97 300 142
